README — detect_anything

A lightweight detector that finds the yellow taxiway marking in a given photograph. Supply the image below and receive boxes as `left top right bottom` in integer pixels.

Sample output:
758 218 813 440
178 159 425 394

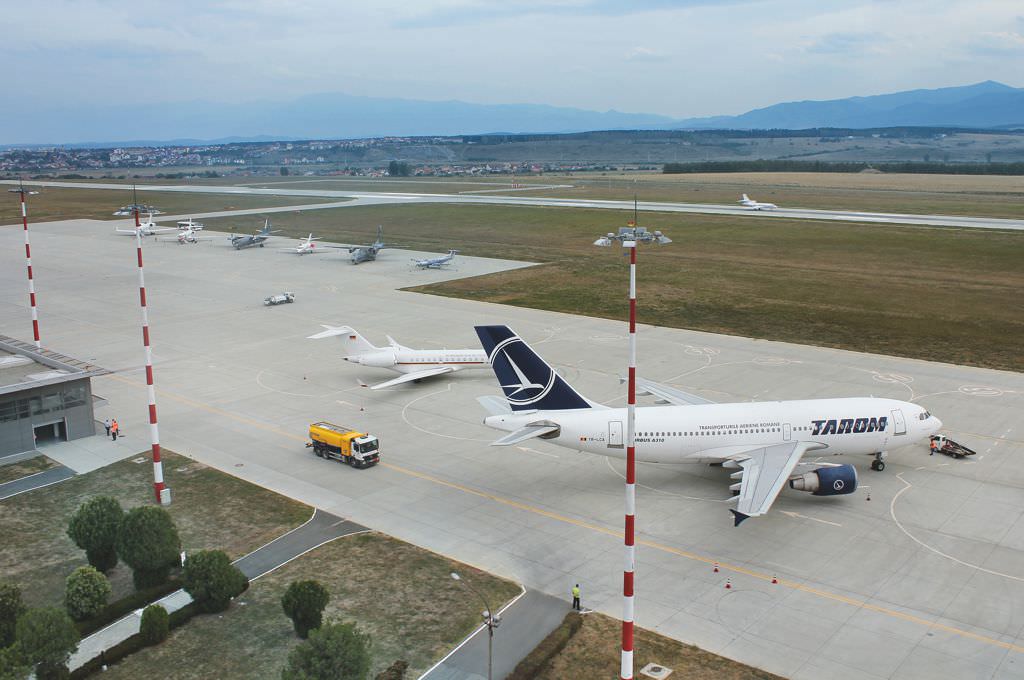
106 373 1024 656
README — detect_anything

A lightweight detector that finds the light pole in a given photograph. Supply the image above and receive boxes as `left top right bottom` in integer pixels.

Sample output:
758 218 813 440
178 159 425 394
451 572 501 680
594 208 671 680
9 180 42 348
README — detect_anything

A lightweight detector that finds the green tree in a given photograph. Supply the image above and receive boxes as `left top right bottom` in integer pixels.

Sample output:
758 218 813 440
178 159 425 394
280 166 289 176
0 646 30 680
387 161 410 177
139 605 169 646
0 582 26 648
281 580 330 639
66 496 123 572
64 567 111 621
281 621 371 680
181 550 248 613
117 506 181 589
14 608 79 680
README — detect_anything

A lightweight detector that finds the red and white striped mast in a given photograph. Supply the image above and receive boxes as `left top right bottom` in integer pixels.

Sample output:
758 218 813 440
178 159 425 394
595 199 670 680
134 209 168 504
9 181 41 348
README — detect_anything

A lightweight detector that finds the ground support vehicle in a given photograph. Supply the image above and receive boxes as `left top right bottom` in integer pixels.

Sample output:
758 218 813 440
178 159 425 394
306 421 380 468
264 292 295 306
930 434 976 459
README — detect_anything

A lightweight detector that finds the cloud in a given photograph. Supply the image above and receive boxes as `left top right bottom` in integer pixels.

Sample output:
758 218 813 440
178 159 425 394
803 32 889 55
626 46 669 62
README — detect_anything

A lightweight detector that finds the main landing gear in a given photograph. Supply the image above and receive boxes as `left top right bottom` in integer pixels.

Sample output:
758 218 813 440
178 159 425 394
870 451 887 472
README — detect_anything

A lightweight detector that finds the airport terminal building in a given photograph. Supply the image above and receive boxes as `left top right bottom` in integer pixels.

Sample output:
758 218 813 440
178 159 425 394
0 335 107 459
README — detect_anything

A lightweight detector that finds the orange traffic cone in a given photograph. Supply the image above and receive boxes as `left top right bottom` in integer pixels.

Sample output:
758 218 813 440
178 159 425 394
725 579 732 590
713 562 719 573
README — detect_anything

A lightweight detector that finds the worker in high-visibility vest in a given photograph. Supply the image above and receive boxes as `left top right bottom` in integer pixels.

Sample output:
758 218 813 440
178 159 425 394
572 584 581 611
111 419 119 442
929 438 937 456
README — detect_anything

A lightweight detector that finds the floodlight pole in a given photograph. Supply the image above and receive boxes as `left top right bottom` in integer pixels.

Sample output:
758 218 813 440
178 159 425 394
135 211 167 504
622 237 637 680
9 182 41 348
593 205 670 680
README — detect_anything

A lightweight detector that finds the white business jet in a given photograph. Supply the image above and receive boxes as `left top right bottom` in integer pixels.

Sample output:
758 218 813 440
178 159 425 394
115 213 176 237
474 325 941 525
739 194 778 210
308 325 489 389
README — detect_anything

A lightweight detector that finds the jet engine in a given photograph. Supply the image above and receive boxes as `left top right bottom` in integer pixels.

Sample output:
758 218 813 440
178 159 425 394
788 464 858 496
344 351 395 368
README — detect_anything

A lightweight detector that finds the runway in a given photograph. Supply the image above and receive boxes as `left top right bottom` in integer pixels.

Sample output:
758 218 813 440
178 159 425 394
5 179 1024 231
2 217 1023 678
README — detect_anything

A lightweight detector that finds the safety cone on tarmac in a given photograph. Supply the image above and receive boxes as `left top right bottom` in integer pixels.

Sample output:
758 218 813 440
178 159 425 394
725 578 731 590
771 575 778 584
713 562 719 573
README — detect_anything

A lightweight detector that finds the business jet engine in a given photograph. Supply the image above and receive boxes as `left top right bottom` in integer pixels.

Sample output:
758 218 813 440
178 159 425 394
788 465 858 496
344 351 395 368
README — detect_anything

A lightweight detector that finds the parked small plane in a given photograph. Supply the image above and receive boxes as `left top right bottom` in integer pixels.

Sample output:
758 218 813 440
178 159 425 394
175 218 205 231
308 325 488 389
413 249 458 269
474 325 942 525
333 225 389 264
281 234 324 255
739 194 778 210
229 219 278 249
115 214 176 237
159 227 215 245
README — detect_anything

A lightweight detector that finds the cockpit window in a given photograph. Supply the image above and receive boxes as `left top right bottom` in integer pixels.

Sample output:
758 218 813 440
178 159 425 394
918 411 931 420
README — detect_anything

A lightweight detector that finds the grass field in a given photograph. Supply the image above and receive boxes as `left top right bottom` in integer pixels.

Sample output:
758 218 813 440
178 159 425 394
532 612 783 680
0 455 59 484
98 532 521 679
0 450 309 608
0 186 335 224
202 202 1024 372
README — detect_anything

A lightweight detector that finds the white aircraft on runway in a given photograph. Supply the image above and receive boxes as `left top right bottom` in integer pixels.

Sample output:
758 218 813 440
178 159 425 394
281 234 324 255
739 194 778 210
115 213 176 237
413 249 458 269
158 226 215 245
474 325 942 526
308 325 488 389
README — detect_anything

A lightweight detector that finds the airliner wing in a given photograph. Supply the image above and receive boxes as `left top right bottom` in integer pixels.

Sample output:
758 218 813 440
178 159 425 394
632 377 715 406
730 441 809 526
368 366 455 390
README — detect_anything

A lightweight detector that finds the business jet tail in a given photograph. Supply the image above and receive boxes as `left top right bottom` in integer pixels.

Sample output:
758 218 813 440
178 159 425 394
474 325 595 412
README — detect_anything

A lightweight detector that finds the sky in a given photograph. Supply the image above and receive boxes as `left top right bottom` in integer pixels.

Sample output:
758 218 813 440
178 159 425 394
2 0 1022 118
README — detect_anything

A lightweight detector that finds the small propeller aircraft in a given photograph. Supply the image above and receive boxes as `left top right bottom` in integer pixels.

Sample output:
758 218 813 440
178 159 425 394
330 225 393 264
228 219 279 249
175 217 205 231
158 226 215 244
281 234 324 255
412 249 458 269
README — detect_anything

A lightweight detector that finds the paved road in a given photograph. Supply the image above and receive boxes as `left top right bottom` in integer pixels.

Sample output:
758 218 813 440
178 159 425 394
5 179 1023 231
0 465 75 500
421 589 569 680
68 509 365 671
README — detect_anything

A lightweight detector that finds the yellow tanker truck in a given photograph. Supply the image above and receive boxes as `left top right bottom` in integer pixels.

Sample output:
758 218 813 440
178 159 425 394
306 422 380 468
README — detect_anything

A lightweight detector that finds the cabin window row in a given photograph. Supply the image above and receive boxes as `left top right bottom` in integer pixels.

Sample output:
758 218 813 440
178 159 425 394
637 427 783 437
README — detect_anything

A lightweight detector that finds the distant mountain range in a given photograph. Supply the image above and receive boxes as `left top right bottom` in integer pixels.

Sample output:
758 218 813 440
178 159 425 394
4 81 1022 147
674 81 1024 130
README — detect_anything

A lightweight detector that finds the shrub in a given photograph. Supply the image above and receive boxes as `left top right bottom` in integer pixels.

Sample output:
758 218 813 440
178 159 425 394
117 506 180 589
374 660 408 680
281 580 330 639
67 497 123 573
181 550 248 614
281 621 371 680
14 608 79 680
0 582 26 648
139 605 169 646
64 567 111 622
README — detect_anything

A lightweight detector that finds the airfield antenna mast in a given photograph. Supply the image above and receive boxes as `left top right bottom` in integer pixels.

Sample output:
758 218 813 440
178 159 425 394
134 227 169 505
593 197 670 680
9 180 42 348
